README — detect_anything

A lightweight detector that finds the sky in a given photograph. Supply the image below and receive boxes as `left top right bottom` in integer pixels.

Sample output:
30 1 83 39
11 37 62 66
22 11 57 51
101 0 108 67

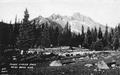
0 0 120 27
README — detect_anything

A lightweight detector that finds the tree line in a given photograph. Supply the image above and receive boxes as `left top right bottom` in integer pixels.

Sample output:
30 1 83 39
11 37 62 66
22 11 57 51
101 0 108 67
0 9 120 52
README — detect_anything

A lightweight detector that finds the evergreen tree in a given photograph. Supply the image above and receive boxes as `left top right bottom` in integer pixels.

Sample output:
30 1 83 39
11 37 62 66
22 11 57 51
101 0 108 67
62 22 72 46
107 28 114 49
35 23 42 47
57 32 64 46
103 25 109 47
41 23 50 47
49 26 54 46
48 26 59 47
77 33 81 46
71 33 78 47
11 16 20 48
8 23 14 48
113 37 119 50
30 20 37 48
108 28 114 43
17 8 32 50
81 25 85 47
87 27 92 47
112 24 120 50
98 27 103 39
92 27 97 42
84 27 92 48
54 27 59 46
23 8 29 24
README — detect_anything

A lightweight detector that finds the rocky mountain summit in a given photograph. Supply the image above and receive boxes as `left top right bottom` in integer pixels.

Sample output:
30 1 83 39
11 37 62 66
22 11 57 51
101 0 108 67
31 13 110 33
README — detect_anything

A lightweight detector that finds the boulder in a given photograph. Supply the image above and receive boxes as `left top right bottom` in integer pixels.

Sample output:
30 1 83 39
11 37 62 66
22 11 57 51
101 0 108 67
49 60 62 66
85 64 93 67
96 60 109 69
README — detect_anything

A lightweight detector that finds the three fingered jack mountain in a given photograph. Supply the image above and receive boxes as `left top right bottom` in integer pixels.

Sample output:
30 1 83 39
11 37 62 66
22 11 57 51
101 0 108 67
31 12 110 33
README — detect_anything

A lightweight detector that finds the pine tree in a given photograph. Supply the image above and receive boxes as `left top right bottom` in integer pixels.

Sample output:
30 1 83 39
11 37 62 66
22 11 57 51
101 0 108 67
103 25 109 47
108 28 114 43
92 27 97 42
17 8 32 50
54 27 59 46
69 32 78 47
98 27 103 39
77 33 81 47
62 22 72 46
113 37 119 50
10 16 19 48
41 23 50 47
81 25 85 47
30 20 37 48
49 26 54 46
57 32 64 46
35 23 42 47
112 24 120 50
23 8 29 24
85 27 92 48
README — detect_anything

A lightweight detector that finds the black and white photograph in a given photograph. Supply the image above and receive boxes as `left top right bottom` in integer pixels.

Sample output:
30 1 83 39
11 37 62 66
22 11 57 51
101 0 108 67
0 0 120 75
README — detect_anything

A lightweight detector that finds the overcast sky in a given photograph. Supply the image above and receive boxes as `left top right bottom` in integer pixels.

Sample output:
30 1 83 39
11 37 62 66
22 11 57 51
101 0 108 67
0 0 120 27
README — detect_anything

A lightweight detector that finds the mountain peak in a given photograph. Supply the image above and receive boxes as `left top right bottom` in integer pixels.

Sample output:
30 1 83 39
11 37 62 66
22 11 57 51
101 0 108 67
31 15 49 26
73 12 81 17
50 13 63 20
31 13 110 33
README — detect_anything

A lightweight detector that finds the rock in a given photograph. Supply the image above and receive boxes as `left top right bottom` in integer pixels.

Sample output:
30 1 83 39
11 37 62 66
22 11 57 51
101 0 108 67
20 50 24 55
94 69 97 71
96 60 109 69
85 64 93 67
49 60 62 66
111 64 116 68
